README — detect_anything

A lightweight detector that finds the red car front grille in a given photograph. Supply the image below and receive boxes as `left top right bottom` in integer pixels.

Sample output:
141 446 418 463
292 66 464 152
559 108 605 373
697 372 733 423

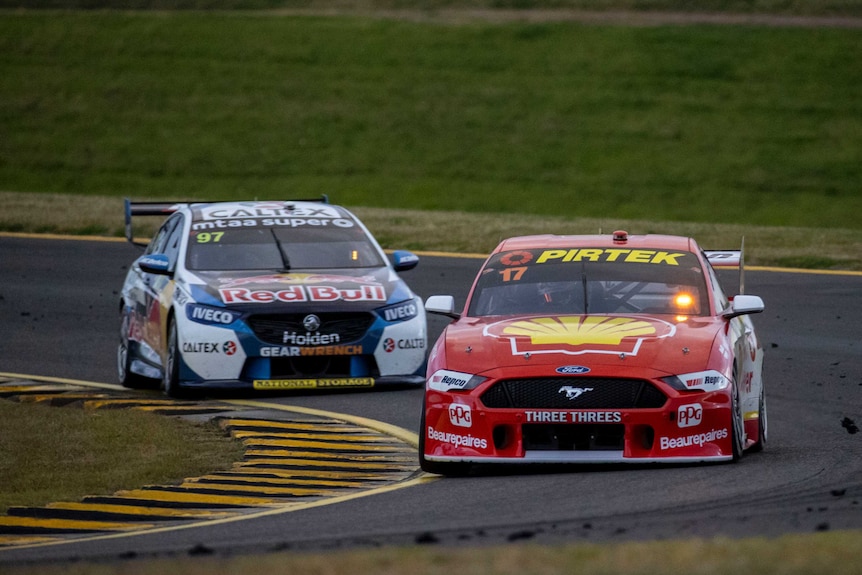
480 377 667 409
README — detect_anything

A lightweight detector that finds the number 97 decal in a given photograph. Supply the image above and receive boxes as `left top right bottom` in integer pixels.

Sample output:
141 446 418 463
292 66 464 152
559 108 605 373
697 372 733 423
195 231 225 243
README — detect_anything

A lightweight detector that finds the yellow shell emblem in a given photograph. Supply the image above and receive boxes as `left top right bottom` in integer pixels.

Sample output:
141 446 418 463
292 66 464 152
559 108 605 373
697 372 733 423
502 316 656 346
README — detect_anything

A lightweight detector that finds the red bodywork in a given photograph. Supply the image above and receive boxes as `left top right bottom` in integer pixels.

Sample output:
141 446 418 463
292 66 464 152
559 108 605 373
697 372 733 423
421 233 764 469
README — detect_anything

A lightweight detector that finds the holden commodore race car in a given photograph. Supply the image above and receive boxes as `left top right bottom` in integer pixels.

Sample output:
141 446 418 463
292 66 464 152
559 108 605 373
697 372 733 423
420 231 766 475
118 197 426 396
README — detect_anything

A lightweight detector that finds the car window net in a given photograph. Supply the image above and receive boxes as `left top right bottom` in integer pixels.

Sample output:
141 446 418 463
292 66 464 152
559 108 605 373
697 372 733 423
185 226 385 271
468 249 708 317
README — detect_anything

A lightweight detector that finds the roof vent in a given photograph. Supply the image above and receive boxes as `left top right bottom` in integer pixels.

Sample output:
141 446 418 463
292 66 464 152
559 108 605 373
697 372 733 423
613 230 628 243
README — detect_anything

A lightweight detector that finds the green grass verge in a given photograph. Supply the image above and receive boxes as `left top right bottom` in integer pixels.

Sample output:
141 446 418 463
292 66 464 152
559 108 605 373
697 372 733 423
2 531 862 574
1 11 860 232
3 191 861 270
1 0 861 16
0 398 244 514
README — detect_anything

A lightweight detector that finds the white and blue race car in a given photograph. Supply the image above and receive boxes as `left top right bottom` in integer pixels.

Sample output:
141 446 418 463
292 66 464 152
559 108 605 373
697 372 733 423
118 198 427 397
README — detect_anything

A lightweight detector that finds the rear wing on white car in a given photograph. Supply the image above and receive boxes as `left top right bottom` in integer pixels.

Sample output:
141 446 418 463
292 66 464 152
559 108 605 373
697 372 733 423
704 237 746 295
124 200 183 247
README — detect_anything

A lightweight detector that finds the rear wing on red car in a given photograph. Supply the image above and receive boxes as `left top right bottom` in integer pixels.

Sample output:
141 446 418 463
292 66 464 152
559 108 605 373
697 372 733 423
704 237 746 295
123 196 330 247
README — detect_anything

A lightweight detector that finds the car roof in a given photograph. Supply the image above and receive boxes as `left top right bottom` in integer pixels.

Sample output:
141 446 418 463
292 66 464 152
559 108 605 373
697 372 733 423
185 200 355 223
493 232 698 254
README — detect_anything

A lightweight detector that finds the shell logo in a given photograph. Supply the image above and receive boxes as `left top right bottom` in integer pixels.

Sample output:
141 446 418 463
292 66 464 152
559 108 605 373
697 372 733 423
486 316 675 357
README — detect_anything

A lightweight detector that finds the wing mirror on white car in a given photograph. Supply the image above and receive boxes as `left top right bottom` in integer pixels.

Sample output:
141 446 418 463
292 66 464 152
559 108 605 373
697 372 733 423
391 250 420 272
137 254 172 276
722 294 765 319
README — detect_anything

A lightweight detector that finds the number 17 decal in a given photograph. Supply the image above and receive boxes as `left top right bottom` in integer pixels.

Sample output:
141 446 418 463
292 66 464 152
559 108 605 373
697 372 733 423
500 267 527 282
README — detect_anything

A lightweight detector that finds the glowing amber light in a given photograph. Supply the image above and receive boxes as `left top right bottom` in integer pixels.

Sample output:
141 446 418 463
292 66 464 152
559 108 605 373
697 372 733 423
674 293 694 308
351 250 359 261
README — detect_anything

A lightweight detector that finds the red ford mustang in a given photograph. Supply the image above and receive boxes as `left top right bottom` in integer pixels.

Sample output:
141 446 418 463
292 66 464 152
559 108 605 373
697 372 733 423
420 231 766 475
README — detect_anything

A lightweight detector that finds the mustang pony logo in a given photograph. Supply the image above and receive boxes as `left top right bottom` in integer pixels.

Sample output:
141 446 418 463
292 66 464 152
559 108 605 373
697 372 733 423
559 386 593 399
484 315 676 357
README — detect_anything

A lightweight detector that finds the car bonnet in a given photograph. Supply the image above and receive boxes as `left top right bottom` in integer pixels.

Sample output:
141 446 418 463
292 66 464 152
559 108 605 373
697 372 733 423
439 314 722 377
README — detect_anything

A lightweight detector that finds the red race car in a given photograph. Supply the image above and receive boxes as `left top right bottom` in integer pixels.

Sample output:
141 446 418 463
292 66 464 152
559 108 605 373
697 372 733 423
420 231 766 475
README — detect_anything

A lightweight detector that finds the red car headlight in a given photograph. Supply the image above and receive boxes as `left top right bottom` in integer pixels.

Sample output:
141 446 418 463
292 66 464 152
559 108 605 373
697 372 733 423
661 370 730 392
427 369 487 392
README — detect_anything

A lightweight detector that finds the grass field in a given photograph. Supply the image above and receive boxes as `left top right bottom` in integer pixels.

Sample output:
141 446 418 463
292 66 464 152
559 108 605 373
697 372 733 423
2 0 862 15
1 9 861 234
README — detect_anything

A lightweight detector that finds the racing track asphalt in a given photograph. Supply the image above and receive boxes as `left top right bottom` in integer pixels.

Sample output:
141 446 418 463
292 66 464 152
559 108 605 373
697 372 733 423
0 234 860 564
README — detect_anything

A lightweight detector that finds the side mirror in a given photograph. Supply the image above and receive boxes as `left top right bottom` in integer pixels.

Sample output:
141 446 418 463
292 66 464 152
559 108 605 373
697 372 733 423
137 253 172 276
392 250 419 272
425 295 460 320
722 294 764 319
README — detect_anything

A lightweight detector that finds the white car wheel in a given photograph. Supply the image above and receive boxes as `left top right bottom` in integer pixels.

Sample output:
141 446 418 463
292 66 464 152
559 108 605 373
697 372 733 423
118 308 156 389
162 317 184 398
